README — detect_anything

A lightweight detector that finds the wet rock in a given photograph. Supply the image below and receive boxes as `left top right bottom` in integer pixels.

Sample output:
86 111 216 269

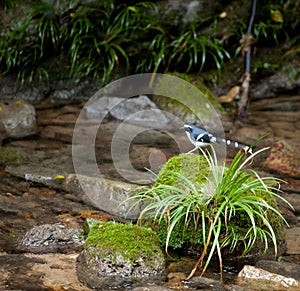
20 223 84 253
27 253 92 291
76 221 166 290
6 163 144 220
284 194 300 214
187 276 224 290
0 100 37 139
256 260 300 281
285 227 300 255
132 286 173 291
261 140 300 178
0 253 49 291
63 174 142 219
6 165 70 190
161 0 222 27
84 95 170 127
252 62 300 99
166 272 187 289
251 95 300 112
277 204 298 226
238 264 299 288
0 75 45 103
0 252 91 291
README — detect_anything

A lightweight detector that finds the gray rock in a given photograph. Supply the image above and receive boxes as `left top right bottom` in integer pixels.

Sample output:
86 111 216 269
238 265 299 288
187 276 224 290
161 0 216 26
63 174 143 220
252 62 300 99
285 227 300 255
6 163 143 220
256 260 300 281
284 194 300 214
76 222 166 290
110 95 169 127
132 286 173 291
84 95 169 127
0 100 36 138
21 223 84 253
83 95 119 120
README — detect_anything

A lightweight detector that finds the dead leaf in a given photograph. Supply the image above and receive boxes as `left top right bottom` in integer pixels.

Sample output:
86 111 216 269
218 86 240 103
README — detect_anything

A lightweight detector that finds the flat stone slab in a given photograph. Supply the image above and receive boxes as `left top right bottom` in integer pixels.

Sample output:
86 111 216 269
6 164 143 220
63 174 142 219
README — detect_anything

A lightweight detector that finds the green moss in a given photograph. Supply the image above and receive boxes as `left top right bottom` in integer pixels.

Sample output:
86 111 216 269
85 221 163 263
0 146 26 165
167 72 218 104
146 218 204 250
153 72 223 119
144 153 211 250
154 153 210 187
83 218 99 235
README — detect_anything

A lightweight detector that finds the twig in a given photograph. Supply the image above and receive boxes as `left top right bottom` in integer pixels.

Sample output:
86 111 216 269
237 0 257 120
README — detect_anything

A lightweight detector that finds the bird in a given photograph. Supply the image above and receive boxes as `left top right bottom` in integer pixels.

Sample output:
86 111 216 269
183 124 252 154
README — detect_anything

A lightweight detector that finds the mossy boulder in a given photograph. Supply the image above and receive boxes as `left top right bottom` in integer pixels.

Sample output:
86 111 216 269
154 153 210 187
76 221 166 289
145 153 212 249
146 153 286 258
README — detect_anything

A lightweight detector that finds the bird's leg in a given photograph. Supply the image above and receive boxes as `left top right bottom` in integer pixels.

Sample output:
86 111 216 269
187 147 199 154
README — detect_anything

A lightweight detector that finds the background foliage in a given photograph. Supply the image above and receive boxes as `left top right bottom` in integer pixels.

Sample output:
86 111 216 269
0 0 299 85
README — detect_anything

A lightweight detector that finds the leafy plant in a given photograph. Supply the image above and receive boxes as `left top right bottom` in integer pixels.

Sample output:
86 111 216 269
169 24 230 73
0 1 231 85
0 1 60 84
1 0 298 85
125 146 292 279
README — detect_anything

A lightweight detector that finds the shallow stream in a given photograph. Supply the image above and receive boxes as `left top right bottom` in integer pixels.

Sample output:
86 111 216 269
0 95 299 290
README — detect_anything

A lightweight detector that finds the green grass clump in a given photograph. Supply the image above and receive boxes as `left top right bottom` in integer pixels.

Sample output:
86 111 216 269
125 145 293 279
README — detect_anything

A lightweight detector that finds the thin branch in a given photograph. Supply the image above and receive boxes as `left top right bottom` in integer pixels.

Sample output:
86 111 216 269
237 0 257 119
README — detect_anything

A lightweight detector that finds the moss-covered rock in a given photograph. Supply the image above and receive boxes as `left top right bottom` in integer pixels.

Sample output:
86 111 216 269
77 221 166 289
166 72 218 104
143 153 212 249
153 72 222 122
154 153 210 187
0 146 27 165
146 153 286 258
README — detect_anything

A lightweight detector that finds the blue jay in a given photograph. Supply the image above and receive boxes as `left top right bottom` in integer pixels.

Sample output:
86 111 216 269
183 124 252 154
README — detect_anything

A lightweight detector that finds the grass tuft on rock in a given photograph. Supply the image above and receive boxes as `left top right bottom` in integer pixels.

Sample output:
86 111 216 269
124 145 293 278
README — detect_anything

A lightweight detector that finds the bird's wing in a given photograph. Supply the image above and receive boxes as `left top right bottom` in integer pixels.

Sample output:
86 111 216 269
196 133 211 143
